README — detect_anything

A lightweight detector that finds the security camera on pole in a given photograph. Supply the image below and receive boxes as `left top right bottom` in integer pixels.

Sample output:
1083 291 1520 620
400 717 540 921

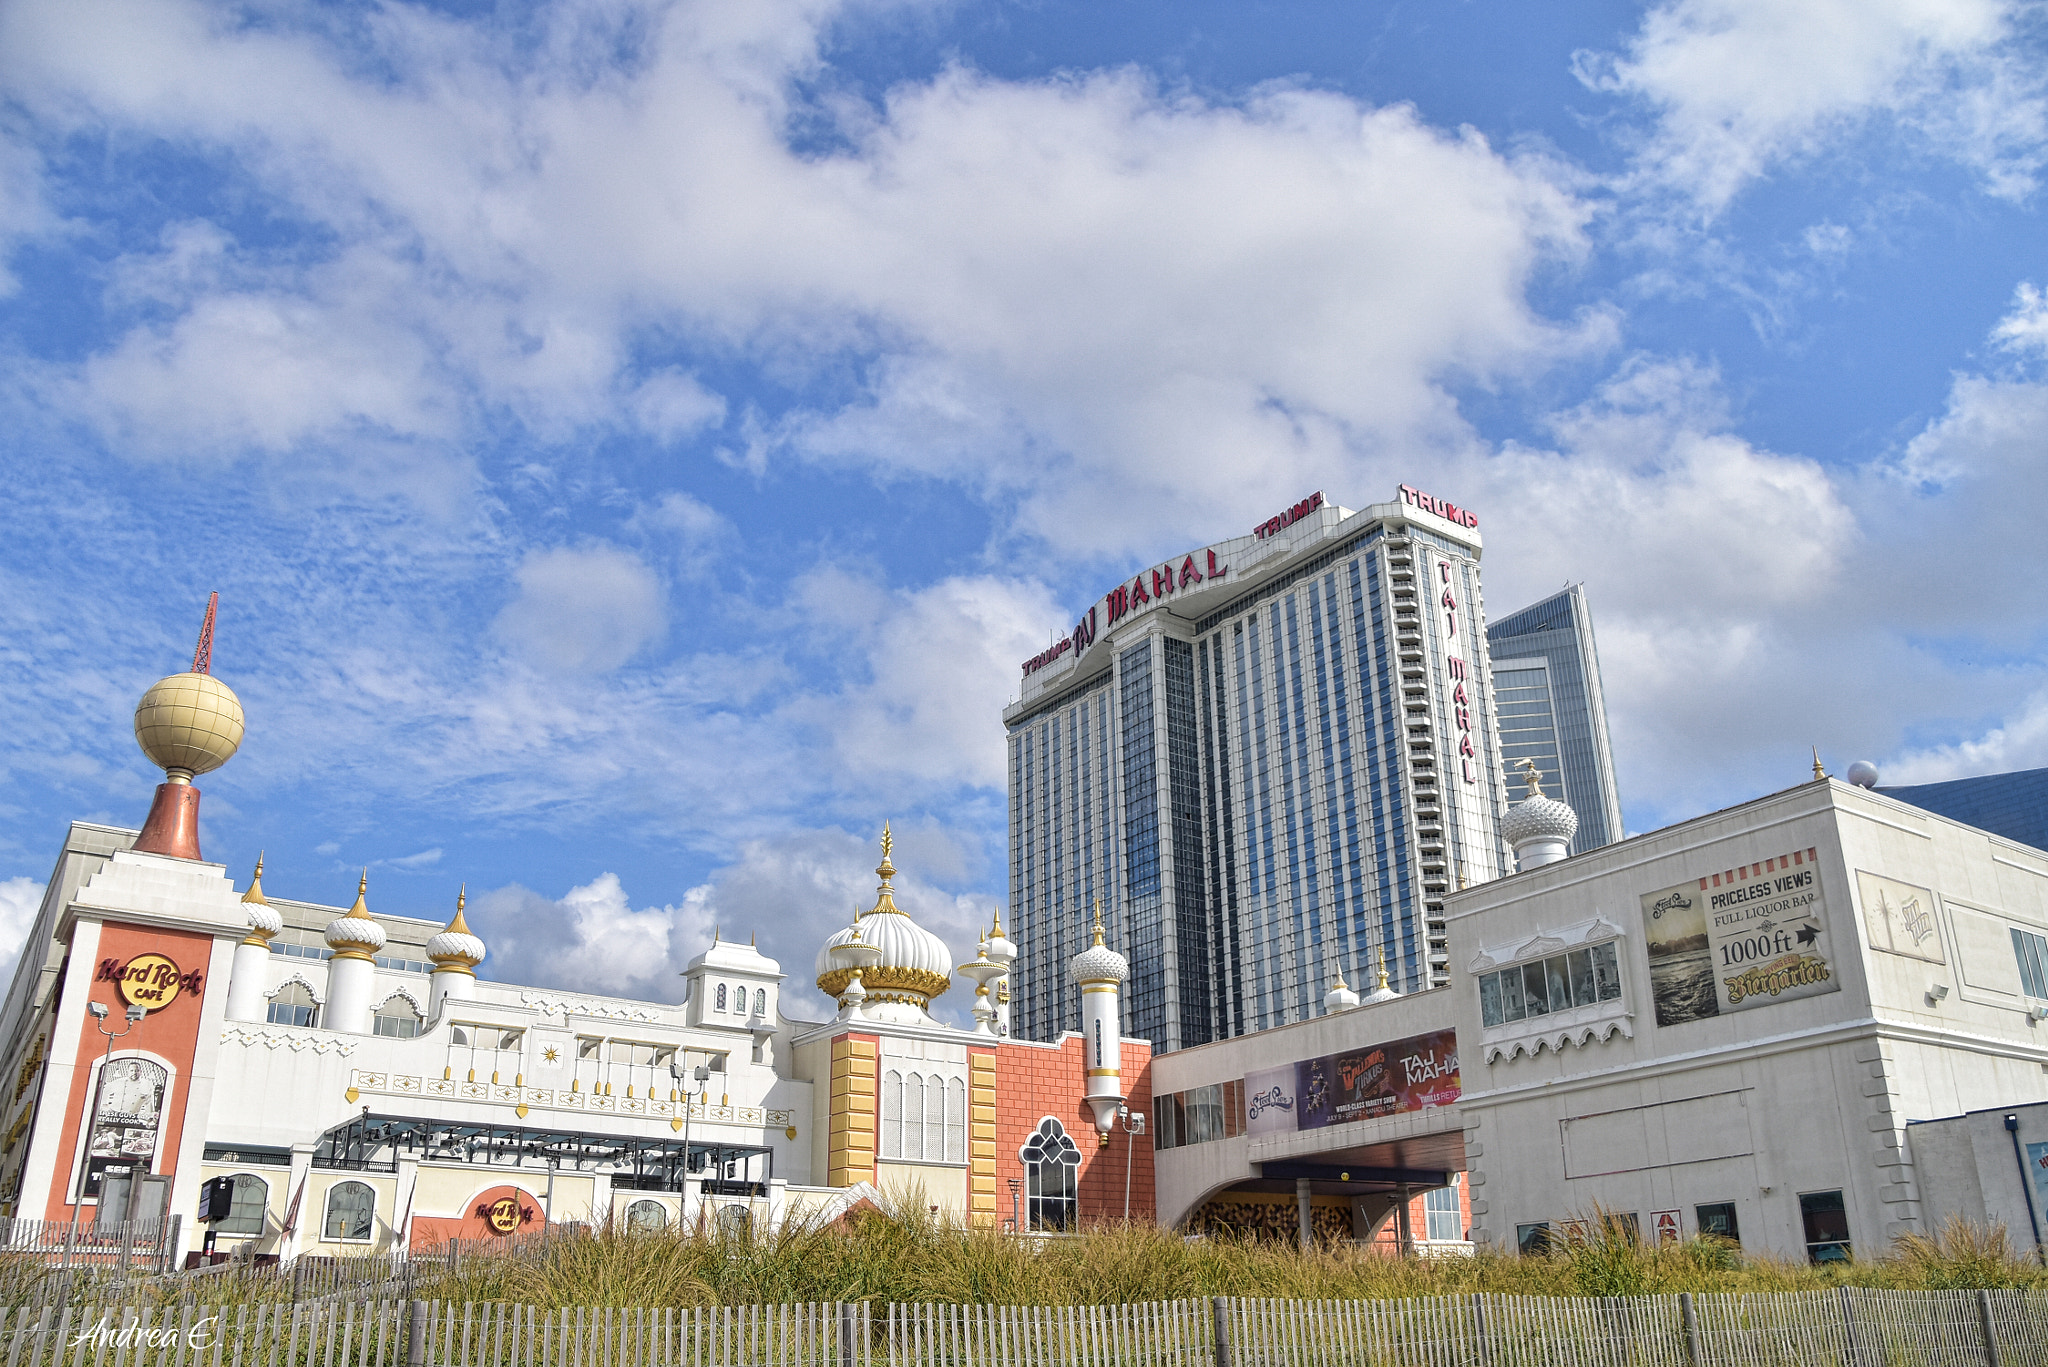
1069 899 1129 1147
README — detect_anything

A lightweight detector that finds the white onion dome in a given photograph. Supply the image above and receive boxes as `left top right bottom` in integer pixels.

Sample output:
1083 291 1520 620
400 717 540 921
1069 904 1129 985
984 913 1017 968
814 827 953 1006
1323 972 1360 1013
134 671 244 781
239 854 282 946
1361 950 1401 1004
427 887 486 974
325 871 387 963
1502 763 1578 849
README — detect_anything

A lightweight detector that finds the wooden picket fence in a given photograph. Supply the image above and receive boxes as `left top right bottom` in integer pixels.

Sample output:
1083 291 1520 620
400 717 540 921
0 1289 2043 1367
0 1218 179 1274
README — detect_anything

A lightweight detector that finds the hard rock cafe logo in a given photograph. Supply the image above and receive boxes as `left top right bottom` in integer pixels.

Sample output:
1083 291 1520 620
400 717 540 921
475 1194 535 1235
95 954 202 1011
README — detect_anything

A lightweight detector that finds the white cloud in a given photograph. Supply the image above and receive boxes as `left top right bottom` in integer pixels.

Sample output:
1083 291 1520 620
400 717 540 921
0 878 44 985
477 872 696 1001
472 825 997 1020
1883 688 2048 785
788 570 1059 790
1992 281 2048 358
0 0 1598 560
492 545 667 675
1578 0 2047 213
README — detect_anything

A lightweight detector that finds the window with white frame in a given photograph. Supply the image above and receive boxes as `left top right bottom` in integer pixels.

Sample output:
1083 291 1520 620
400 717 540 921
217 1173 269 1236
323 1181 375 1242
1021 1118 1081 1231
880 1071 968 1162
1478 942 1622 1027
372 996 421 1039
1424 1178 1462 1242
267 983 316 1028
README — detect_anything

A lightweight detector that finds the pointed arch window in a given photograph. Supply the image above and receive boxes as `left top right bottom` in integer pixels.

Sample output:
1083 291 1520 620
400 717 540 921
1020 1118 1081 1231
373 996 421 1039
267 983 316 1028
715 984 728 1012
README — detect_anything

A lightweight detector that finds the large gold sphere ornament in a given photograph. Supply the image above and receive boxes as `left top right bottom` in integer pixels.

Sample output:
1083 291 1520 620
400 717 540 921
134 671 244 781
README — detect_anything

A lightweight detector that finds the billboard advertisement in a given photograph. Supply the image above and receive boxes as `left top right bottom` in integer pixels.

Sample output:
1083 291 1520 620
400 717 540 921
1242 1028 1460 1137
1640 848 1838 1028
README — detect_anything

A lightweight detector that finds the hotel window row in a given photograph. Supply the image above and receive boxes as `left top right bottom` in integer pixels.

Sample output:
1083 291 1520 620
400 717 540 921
1478 942 1622 1028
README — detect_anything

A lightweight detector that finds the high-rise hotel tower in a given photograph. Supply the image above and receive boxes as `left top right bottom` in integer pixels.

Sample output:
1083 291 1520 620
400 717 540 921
1003 487 1512 1053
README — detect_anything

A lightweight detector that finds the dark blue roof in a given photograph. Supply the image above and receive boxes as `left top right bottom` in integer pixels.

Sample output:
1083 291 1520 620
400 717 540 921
1877 767 2048 855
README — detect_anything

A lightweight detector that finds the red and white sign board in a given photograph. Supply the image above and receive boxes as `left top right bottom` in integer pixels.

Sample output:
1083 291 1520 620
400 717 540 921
1653 1209 1681 1245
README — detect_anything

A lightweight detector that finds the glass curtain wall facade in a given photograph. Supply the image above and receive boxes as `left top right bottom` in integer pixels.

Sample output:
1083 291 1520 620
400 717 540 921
1484 585 1625 855
1007 507 1510 1052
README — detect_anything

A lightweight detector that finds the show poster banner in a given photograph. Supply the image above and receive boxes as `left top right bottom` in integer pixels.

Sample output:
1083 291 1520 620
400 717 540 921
1639 848 1838 1028
1243 1028 1459 1136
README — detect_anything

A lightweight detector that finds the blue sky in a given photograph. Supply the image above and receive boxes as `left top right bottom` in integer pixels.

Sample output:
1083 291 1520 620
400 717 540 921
2 0 2046 1016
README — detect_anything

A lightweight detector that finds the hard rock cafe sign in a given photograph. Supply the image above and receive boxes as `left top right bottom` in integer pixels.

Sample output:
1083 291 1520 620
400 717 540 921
475 1190 536 1236
95 954 202 1012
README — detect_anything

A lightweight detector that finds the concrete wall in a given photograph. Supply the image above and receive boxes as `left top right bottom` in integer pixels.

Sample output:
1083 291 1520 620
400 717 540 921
1445 778 2048 1260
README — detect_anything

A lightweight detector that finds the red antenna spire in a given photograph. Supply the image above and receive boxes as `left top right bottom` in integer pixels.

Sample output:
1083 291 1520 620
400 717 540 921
190 591 218 675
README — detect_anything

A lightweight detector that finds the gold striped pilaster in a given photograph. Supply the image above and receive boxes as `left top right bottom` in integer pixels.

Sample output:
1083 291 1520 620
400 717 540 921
969 1049 998 1226
826 1035 878 1187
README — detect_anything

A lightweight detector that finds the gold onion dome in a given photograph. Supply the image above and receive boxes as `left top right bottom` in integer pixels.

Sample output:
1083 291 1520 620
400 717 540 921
240 854 282 945
815 824 953 1006
325 871 388 961
427 887 487 973
134 672 244 782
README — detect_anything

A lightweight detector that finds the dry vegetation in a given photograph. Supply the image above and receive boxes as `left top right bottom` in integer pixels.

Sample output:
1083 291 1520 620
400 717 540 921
431 1208 2048 1308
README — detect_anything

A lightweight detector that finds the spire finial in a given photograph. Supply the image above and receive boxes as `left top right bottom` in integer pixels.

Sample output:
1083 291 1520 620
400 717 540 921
241 851 268 906
445 883 473 936
1515 756 1544 799
191 591 218 675
1375 947 1390 993
346 869 373 921
1813 747 1827 781
877 822 896 882
1091 896 1105 948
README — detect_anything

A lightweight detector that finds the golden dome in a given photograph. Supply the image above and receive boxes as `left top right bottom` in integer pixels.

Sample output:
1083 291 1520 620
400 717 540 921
815 825 953 1007
134 672 244 780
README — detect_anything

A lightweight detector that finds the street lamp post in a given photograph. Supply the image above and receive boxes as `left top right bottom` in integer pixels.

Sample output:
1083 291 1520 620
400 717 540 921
671 1060 710 1226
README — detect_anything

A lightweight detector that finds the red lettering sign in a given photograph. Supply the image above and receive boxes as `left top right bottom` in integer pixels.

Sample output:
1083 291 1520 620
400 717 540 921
1252 490 1325 540
1398 483 1479 530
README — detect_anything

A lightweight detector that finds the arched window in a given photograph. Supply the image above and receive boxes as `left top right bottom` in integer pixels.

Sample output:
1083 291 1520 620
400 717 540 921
1020 1118 1081 1231
625 1199 668 1233
905 1074 927 1160
716 1204 751 1238
373 997 421 1039
946 1078 967 1163
715 984 727 1012
217 1173 269 1235
923 1073 945 1163
323 1181 376 1242
753 988 766 1017
881 1070 903 1159
267 983 316 1028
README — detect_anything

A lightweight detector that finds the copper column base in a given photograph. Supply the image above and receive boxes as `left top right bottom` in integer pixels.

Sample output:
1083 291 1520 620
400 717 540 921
133 783 203 860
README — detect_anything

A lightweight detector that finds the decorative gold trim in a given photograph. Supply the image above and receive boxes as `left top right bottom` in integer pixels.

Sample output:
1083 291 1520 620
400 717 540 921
431 963 477 977
1079 980 1121 990
815 965 951 1001
330 948 377 963
1085 1068 1121 1078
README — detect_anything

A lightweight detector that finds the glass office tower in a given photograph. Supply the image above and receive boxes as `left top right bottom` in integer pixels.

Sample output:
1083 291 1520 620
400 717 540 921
1484 585 1625 855
1004 489 1512 1052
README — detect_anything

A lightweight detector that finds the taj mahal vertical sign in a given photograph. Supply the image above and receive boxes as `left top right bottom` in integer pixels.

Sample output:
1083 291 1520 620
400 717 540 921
1640 848 1838 1028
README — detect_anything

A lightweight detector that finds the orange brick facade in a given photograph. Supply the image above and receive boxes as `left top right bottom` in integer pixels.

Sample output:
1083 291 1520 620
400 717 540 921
819 1026 1155 1227
989 1035 1153 1227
